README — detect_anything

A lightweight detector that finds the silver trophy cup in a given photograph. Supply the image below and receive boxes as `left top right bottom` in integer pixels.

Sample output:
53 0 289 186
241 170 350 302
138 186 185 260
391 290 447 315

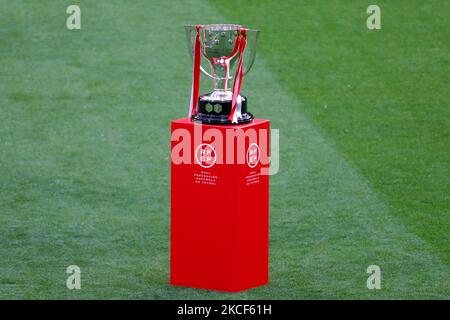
185 24 259 124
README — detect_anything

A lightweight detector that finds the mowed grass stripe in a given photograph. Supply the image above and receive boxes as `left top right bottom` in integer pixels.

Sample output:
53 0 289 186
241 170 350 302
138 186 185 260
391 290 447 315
0 0 447 299
228 49 450 300
0 0 194 299
207 1 450 298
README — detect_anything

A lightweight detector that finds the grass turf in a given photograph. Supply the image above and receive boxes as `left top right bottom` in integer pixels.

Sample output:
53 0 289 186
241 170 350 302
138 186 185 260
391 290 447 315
0 0 448 299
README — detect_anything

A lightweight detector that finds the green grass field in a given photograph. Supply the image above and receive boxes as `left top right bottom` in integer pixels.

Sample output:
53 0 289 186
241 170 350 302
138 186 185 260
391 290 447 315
0 0 448 299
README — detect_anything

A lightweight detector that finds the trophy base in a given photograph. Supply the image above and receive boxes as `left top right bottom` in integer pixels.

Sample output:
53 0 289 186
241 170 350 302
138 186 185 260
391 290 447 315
192 112 254 125
192 94 254 125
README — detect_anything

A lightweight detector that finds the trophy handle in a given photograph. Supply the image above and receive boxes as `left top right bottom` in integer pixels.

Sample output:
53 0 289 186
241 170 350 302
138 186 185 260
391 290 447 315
199 66 215 79
242 29 259 76
185 25 216 79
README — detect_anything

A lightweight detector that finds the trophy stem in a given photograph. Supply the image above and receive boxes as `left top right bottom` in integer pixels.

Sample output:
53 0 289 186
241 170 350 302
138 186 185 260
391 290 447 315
211 59 232 101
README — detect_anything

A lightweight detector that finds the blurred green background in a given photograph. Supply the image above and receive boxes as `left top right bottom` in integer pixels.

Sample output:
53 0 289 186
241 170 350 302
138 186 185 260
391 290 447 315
0 0 448 299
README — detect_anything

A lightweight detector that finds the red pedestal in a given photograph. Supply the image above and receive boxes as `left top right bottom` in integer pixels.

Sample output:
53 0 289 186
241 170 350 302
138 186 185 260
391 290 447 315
170 118 270 292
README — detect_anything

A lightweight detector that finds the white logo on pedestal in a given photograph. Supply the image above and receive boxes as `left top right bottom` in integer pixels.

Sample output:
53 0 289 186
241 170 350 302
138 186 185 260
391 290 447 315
247 143 260 168
195 144 216 168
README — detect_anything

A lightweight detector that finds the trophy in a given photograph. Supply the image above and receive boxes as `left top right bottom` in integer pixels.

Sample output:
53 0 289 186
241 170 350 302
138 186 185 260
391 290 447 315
171 24 269 292
185 24 259 124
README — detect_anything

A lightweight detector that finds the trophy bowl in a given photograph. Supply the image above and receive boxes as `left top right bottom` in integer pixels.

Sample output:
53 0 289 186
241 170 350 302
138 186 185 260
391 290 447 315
185 24 259 124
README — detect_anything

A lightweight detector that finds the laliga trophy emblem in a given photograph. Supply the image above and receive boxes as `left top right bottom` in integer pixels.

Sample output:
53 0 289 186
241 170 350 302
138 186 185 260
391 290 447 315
185 24 259 124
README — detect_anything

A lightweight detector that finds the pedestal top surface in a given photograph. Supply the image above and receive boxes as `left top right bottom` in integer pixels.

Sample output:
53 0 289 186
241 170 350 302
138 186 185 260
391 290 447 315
172 118 269 129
